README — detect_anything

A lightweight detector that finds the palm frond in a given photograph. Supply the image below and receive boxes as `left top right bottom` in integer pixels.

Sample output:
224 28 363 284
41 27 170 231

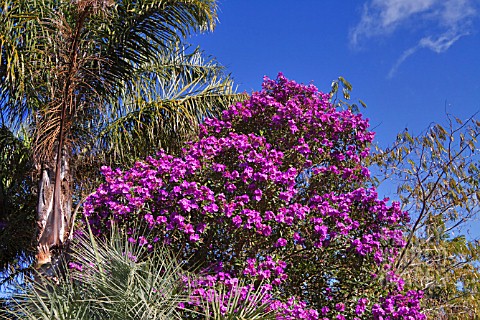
1 0 220 161
0 126 36 271
89 0 218 93
94 45 247 164
0 0 50 128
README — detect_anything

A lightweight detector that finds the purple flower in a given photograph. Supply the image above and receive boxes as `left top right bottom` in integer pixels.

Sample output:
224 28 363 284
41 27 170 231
276 238 287 247
253 189 263 201
81 74 421 319
68 262 83 272
138 236 148 246
355 298 368 315
232 215 242 227
189 234 200 242
335 303 345 312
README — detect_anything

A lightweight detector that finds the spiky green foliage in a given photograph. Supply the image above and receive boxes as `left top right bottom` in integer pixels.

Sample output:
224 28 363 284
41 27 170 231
199 280 277 320
2 225 277 320
4 227 193 320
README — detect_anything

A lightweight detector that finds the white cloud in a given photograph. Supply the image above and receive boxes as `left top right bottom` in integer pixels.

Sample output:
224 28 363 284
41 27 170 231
419 31 467 53
351 0 478 77
387 46 418 79
387 30 469 78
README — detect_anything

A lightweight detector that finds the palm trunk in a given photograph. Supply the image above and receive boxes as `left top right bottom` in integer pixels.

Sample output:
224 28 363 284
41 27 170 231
34 3 87 269
35 145 72 269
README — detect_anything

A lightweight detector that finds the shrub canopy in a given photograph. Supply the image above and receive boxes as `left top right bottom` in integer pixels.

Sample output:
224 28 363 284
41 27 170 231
83 74 425 319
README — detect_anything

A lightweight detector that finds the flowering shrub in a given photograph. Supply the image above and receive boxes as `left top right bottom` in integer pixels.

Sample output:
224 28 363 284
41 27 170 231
82 74 425 319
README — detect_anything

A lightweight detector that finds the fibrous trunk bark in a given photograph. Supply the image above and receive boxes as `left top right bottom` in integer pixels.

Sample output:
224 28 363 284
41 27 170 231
35 145 72 269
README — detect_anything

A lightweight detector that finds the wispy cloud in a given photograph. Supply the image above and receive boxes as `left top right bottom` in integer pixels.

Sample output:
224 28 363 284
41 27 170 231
387 46 418 79
387 30 468 78
351 0 478 77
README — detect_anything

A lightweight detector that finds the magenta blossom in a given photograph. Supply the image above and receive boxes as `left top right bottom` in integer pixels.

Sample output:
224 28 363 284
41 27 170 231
82 74 424 319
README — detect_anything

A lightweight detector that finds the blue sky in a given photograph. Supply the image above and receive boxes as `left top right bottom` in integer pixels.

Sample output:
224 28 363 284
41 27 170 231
191 0 480 148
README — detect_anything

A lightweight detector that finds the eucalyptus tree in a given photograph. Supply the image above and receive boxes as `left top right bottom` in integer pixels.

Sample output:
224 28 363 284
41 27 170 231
0 0 243 271
373 115 480 318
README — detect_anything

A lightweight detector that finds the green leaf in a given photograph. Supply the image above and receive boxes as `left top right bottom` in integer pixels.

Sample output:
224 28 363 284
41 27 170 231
338 76 352 91
359 99 367 108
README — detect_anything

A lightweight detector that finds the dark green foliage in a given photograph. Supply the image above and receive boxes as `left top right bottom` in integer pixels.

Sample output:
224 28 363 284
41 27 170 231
0 127 36 272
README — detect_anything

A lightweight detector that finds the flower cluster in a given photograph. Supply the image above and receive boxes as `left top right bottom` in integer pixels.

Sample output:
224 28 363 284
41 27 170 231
182 263 319 319
82 73 424 318
372 290 425 319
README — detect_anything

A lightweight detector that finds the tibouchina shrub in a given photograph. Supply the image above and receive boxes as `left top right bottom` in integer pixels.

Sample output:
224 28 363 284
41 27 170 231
82 74 425 319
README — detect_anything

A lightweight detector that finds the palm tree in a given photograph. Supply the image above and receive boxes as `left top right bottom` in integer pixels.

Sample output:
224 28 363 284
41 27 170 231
0 0 245 272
